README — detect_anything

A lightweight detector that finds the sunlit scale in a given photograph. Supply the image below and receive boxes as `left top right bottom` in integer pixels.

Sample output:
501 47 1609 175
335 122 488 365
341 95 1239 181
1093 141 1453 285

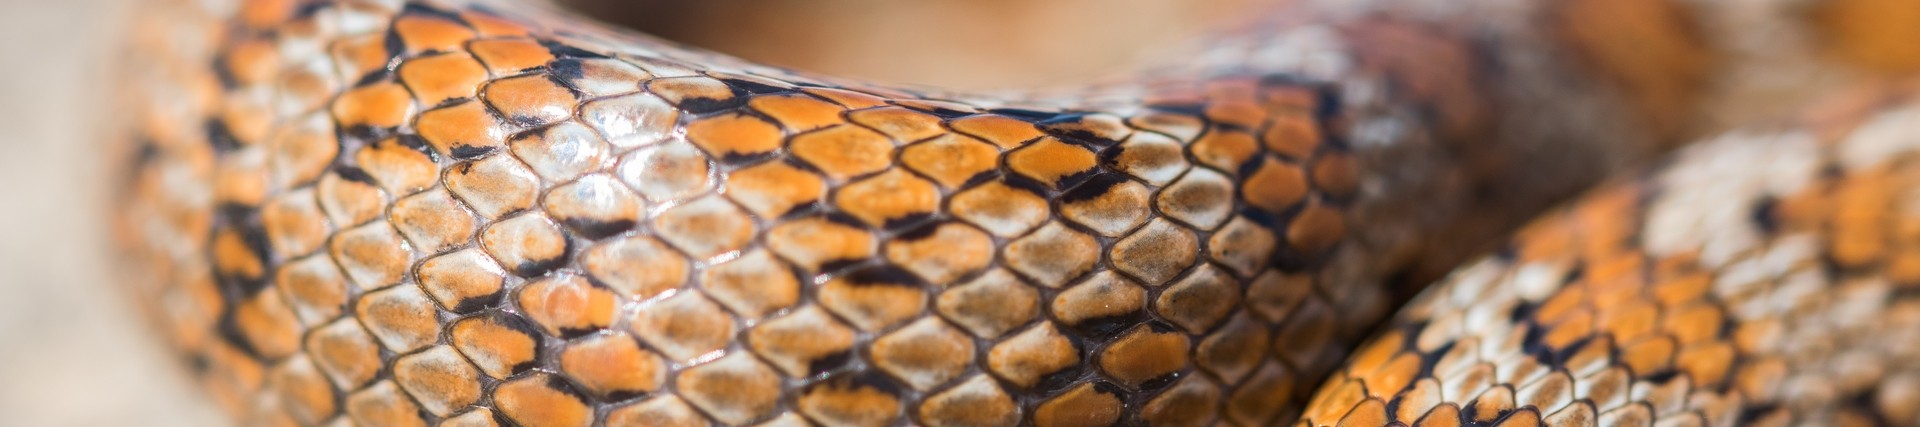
112 0 1689 425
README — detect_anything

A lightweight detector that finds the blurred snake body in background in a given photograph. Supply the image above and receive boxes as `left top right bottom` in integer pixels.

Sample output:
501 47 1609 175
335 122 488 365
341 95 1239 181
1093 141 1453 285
110 0 1920 425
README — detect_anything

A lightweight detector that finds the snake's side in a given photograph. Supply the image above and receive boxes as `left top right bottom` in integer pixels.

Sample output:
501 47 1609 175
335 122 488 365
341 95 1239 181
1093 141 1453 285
107 0 1919 425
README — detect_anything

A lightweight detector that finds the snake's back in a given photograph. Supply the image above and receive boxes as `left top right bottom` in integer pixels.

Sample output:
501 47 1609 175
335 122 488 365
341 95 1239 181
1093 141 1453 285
108 0 1920 426
115 1 1417 425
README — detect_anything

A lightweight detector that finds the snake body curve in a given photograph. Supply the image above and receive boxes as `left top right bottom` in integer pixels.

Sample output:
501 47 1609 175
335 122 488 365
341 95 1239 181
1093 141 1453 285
108 0 1918 425
1300 87 1920 426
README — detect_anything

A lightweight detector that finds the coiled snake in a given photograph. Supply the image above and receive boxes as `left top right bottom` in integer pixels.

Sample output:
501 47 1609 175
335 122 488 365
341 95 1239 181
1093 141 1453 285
110 0 1920 425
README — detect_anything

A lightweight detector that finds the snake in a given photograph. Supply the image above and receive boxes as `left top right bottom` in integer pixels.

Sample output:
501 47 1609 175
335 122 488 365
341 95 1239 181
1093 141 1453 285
107 0 1920 425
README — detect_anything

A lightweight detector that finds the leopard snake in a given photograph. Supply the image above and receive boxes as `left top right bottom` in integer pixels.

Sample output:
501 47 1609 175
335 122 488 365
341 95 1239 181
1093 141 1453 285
110 0 1920 425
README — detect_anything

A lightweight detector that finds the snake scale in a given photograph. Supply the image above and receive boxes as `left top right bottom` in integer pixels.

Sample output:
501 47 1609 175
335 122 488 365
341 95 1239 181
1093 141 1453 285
109 0 1920 425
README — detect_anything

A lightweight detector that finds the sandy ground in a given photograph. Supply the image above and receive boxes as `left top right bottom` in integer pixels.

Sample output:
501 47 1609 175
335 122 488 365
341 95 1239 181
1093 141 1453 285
0 0 225 425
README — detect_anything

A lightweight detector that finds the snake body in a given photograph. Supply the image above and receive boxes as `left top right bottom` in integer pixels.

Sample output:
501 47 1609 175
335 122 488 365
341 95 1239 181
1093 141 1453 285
1302 87 1920 426
109 0 1919 425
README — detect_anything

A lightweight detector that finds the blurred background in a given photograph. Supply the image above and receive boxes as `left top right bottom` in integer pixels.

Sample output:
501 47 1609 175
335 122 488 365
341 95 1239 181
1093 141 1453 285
0 0 226 425
0 0 1254 425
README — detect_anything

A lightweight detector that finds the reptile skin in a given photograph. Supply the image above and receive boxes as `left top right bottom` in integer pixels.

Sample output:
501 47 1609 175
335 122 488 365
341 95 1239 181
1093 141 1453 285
1295 88 1920 426
108 0 1916 425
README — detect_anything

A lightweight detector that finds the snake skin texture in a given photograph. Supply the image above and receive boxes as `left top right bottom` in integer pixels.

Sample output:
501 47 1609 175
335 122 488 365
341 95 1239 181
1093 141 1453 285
1295 91 1920 426
111 0 1770 426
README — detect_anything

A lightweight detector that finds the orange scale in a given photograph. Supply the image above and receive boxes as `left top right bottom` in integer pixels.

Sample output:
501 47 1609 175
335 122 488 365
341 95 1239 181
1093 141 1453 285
558 333 669 398
628 291 735 363
353 284 440 353
723 161 825 218
949 114 1044 148
237 0 295 29
416 249 509 313
1261 112 1323 160
673 353 782 425
1659 303 1725 345
494 373 596 427
646 76 739 112
1157 168 1237 230
803 87 891 109
684 112 784 159
1595 300 1660 342
1002 222 1100 288
1227 362 1301 424
231 290 303 359
1037 113 1132 144
344 381 429 427
917 376 1022 427
305 318 383 390
268 357 338 425
1540 309 1596 350
1127 111 1206 142
748 93 846 131
899 133 999 189
1618 336 1676 375
581 235 688 301
1240 156 1309 214
223 38 281 86
1005 137 1099 189
1310 151 1360 197
482 73 579 126
746 305 859 377
416 101 512 159
882 221 995 284
871 318 975 391
1099 325 1193 387
605 397 706 427
466 38 557 76
789 125 894 180
834 169 941 228
479 213 571 277
1194 313 1269 382
392 14 476 54
274 255 350 324
1111 219 1202 285
935 269 1042 340
331 82 415 131
818 268 930 331
448 313 543 379
1111 132 1191 185
796 378 905 427
764 216 877 272
650 196 756 260
517 275 620 338
1058 177 1152 237
397 52 489 106
1286 199 1348 253
328 34 393 82
1207 216 1279 277
210 228 267 284
390 346 485 417
1032 383 1123 427
702 250 803 319
1050 272 1147 328
1205 100 1268 129
327 221 412 288
985 324 1079 389
847 106 946 142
